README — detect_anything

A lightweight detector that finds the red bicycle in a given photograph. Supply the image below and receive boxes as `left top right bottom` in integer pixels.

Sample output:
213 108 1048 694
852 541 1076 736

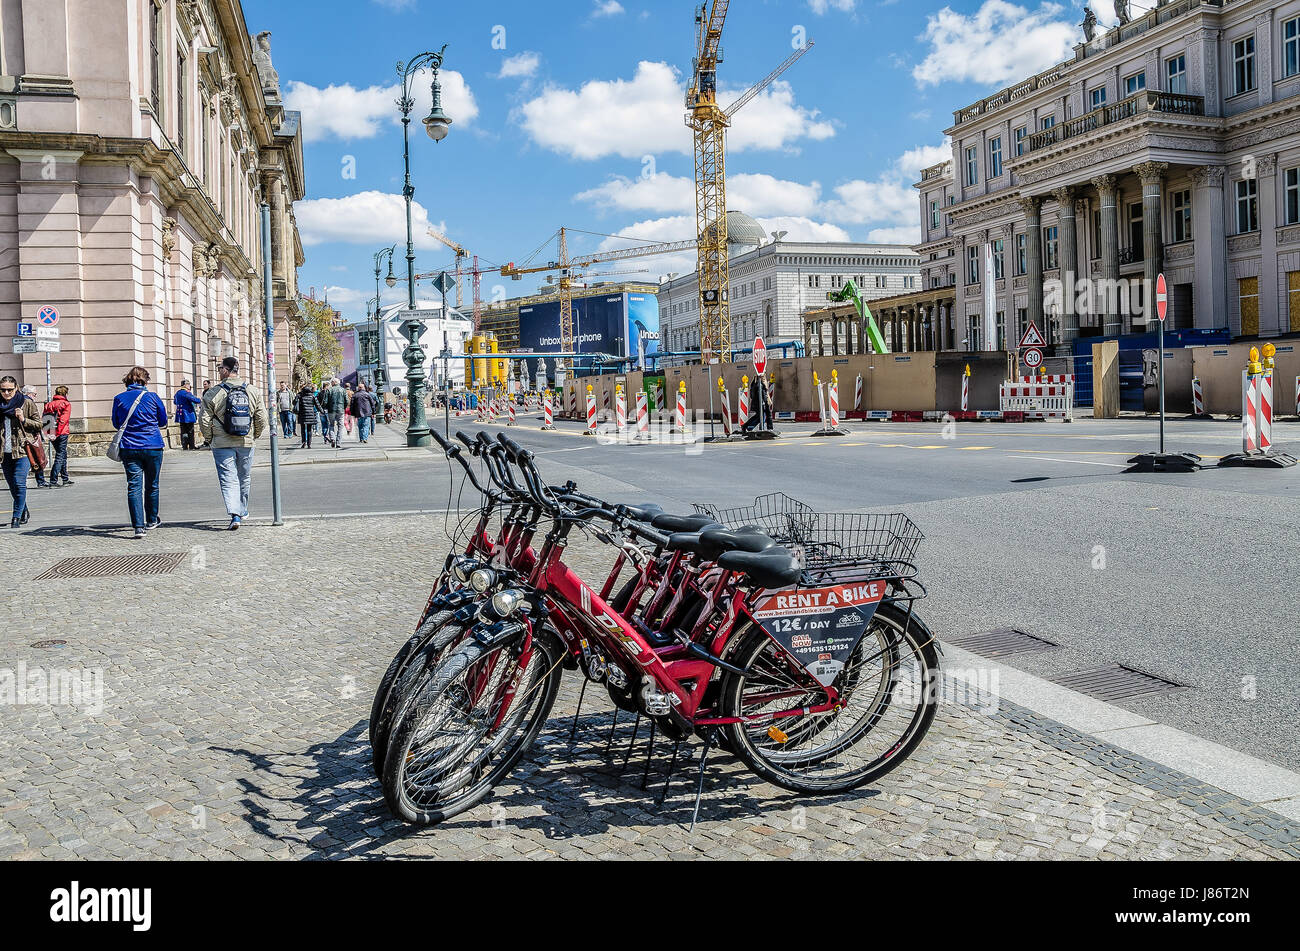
381 433 941 825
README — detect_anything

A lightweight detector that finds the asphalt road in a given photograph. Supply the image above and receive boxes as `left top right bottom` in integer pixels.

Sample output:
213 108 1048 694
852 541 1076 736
17 414 1300 770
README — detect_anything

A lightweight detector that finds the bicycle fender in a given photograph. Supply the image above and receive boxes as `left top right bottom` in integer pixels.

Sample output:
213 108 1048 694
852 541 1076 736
471 619 527 650
880 601 942 657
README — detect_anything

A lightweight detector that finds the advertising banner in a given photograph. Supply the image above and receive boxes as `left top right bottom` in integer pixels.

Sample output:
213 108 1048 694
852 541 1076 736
750 580 887 687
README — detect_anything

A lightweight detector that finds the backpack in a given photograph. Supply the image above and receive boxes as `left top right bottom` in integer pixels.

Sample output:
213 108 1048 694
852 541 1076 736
221 382 252 436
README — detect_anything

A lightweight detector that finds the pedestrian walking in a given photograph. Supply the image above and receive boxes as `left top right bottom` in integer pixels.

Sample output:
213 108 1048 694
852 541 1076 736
173 380 203 450
383 391 394 424
196 378 215 448
296 384 318 448
200 356 267 530
343 383 355 438
111 366 169 539
21 386 50 488
275 381 294 438
43 385 74 486
319 377 346 447
351 383 377 443
1 376 41 528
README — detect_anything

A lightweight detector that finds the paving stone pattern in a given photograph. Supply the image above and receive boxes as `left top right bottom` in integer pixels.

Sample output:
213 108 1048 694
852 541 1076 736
1 515 1296 860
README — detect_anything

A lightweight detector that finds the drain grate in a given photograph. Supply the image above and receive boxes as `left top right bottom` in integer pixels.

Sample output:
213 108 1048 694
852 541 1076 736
946 628 1060 658
34 552 189 580
1050 664 1189 701
31 639 67 649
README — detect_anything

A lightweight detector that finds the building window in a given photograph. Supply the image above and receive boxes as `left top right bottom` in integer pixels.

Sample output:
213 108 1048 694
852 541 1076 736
1043 225 1059 270
1239 277 1259 336
1236 178 1258 233
875 275 886 289
992 238 1004 279
1015 233 1026 275
763 276 772 291
995 311 1006 350
1166 54 1187 94
1124 72 1146 96
1040 115 1055 130
1289 272 1300 332
1014 126 1026 156
1287 18 1300 78
1092 209 1102 258
150 2 164 120
989 136 1003 178
176 52 186 158
1171 189 1193 241
1090 86 1107 109
965 145 978 186
967 246 980 284
930 199 940 229
1233 35 1256 95
1284 168 1300 226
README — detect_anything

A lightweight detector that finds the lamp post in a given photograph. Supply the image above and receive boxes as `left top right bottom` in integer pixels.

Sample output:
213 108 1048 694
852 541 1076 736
396 44 452 447
372 246 396 395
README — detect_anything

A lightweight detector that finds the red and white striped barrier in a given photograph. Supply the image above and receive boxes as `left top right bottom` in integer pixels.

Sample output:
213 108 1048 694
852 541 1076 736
998 381 1074 420
828 378 840 430
1018 374 1076 384
1243 370 1259 453
585 390 597 436
542 392 555 430
854 373 863 410
507 402 517 426
671 384 687 434
615 388 627 432
719 386 733 437
1295 375 1299 418
655 384 665 414
635 390 649 440
1192 377 1205 416
568 389 578 420
1260 370 1274 454
738 385 750 426
961 374 969 412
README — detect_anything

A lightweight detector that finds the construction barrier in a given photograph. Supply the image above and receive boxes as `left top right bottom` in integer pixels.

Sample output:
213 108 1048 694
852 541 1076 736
1192 376 1205 416
655 383 665 414
1260 370 1274 454
615 385 627 432
635 389 649 440
718 379 733 438
671 381 687 434
584 387 598 436
1244 370 1259 453
1219 346 1296 467
1296 375 1300 417
738 376 751 426
507 402 516 426
542 392 555 430
811 370 849 436
854 373 863 411
961 364 970 412
998 381 1074 420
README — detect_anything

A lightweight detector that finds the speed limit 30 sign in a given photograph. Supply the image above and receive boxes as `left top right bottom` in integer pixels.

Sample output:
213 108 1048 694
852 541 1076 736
1022 346 1044 369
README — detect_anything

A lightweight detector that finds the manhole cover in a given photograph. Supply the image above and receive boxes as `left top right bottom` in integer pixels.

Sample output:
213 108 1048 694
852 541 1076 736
31 639 67 649
946 628 1060 658
1050 664 1189 701
34 552 189 580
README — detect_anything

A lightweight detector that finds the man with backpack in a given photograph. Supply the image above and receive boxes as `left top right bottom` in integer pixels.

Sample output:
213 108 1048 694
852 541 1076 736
200 356 268 530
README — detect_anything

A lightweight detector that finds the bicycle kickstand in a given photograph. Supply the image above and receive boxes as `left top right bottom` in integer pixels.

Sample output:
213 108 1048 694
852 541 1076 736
689 729 717 833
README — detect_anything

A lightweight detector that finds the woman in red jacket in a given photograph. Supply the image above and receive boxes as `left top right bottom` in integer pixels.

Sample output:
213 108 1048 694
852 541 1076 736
44 385 74 487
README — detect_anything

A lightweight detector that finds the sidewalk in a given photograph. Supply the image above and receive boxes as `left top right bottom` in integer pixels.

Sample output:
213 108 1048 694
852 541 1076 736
67 421 429 477
2 513 1296 860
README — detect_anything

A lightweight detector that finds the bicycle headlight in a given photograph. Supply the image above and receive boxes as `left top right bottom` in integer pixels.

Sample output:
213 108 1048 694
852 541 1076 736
451 556 478 583
469 567 498 592
489 588 524 618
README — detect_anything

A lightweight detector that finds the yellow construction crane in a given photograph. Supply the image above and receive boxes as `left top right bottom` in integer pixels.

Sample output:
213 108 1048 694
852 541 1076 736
687 2 813 363
500 228 697 365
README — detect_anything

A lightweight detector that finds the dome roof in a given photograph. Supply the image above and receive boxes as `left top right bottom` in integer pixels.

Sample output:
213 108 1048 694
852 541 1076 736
724 210 765 250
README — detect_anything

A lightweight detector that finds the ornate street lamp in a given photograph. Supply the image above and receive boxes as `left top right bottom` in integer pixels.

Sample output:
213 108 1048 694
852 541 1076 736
372 245 396 392
395 44 451 447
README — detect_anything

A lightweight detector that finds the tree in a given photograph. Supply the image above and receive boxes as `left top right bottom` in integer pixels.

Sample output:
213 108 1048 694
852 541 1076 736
296 296 342 386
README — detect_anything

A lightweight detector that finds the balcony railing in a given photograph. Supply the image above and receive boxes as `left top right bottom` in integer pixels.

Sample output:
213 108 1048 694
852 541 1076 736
1118 246 1144 265
1027 90 1204 151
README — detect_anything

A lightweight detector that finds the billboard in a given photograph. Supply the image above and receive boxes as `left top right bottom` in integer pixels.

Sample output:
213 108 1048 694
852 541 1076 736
517 292 659 365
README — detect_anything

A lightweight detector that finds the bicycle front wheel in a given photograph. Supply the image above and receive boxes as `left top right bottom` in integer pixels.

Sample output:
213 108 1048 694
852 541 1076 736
720 604 940 795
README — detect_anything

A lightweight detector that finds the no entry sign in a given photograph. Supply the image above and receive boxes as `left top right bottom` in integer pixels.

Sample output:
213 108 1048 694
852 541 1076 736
1155 273 1168 322
752 335 767 375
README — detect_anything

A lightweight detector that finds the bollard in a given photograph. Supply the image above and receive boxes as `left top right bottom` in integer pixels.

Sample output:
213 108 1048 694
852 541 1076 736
583 384 597 436
1219 344 1297 467
829 370 840 429
854 372 863 411
712 376 733 441
568 387 578 421
961 363 970 412
507 402 516 426
1260 368 1274 454
542 390 555 431
671 380 687 434
615 383 627 433
635 389 649 440
738 375 751 427
655 383 665 415
1192 376 1205 417
603 387 611 422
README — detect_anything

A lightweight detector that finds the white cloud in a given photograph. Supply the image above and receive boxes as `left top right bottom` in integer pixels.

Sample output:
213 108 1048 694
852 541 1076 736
866 225 923 243
820 139 951 244
296 190 449 250
731 174 822 217
285 70 478 143
755 216 850 243
810 0 857 11
912 2 1078 88
576 171 822 218
371 0 415 10
323 286 366 307
498 52 540 79
517 62 832 160
593 1 625 16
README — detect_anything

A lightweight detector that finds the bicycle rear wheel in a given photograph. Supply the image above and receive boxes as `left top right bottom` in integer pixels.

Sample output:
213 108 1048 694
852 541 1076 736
382 631 564 825
720 605 939 794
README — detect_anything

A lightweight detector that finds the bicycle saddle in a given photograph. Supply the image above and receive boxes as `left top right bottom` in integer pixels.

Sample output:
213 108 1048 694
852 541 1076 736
652 512 721 533
665 524 725 554
622 503 664 522
717 547 801 589
698 528 777 562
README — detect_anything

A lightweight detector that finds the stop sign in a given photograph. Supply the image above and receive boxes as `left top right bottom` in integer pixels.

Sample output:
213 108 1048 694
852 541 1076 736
752 335 767 375
1155 273 1168 322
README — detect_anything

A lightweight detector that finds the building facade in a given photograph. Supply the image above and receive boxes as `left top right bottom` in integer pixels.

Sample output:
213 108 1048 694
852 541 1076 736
0 0 305 453
657 239 922 358
917 0 1300 356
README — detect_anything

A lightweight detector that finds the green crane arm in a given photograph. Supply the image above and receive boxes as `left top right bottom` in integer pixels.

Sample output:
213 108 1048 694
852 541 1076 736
828 280 889 354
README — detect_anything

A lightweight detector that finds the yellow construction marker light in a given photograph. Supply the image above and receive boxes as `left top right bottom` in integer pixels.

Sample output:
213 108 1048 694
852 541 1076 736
964 364 971 377
742 375 749 387
1250 347 1260 363
586 384 593 393
717 376 725 392
767 725 789 744
831 369 838 382
813 371 820 386
678 381 686 393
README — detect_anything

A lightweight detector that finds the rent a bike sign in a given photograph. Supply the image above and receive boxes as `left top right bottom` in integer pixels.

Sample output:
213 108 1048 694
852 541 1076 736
751 580 887 686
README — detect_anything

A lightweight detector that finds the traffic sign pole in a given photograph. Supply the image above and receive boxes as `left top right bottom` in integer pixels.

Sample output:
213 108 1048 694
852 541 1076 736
1156 273 1167 455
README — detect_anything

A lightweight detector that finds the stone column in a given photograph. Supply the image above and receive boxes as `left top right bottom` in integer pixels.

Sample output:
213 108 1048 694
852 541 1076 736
1135 161 1168 324
1052 186 1078 341
1190 165 1227 331
1092 174 1120 334
1020 196 1044 335
1256 154 1280 334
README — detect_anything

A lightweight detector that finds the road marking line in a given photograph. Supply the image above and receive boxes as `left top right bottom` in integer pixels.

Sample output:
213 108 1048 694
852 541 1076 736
1017 455 1128 468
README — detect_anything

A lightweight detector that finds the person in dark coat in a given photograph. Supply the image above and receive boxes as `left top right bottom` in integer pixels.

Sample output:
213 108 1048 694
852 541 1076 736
173 380 203 450
296 385 319 448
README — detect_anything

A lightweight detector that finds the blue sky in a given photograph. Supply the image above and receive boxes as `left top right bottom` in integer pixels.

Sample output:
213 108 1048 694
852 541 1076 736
244 0 1110 324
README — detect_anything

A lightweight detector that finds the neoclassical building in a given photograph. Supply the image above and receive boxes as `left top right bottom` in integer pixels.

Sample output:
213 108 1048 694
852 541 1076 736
0 0 305 453
914 0 1300 353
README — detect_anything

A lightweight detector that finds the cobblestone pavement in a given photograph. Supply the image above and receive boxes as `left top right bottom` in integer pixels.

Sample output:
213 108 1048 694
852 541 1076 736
1 515 1296 860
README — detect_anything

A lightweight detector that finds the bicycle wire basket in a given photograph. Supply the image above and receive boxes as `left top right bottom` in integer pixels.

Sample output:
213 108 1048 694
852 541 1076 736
694 494 924 567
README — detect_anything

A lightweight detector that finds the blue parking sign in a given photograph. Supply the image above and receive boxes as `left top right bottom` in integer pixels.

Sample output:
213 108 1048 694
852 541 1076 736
16 323 32 336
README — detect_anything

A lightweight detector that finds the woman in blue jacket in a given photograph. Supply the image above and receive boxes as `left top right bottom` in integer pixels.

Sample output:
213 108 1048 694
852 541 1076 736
112 366 169 539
